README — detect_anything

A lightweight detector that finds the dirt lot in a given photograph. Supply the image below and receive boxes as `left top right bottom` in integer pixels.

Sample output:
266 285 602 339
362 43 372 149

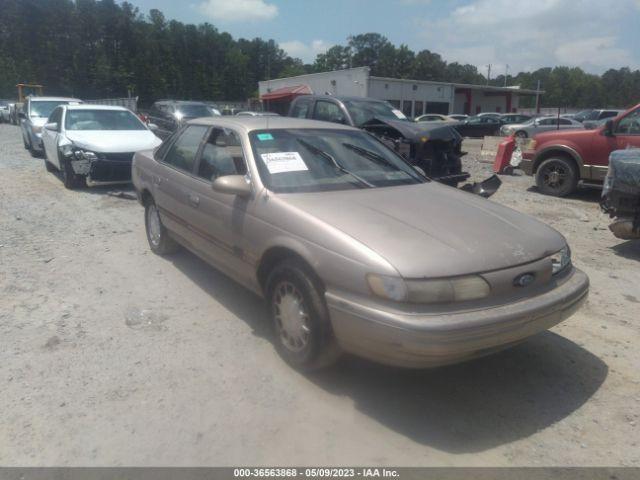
1 124 639 466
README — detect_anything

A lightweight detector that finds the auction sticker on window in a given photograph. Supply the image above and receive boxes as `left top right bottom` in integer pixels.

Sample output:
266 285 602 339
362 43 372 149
260 151 308 174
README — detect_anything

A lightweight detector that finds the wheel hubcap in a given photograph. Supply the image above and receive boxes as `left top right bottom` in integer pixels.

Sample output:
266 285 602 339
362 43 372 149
273 282 310 353
543 165 567 188
147 205 162 246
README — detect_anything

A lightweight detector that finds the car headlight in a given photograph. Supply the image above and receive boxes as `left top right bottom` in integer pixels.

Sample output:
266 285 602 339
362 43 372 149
367 274 490 303
367 274 408 301
549 245 571 275
73 150 99 160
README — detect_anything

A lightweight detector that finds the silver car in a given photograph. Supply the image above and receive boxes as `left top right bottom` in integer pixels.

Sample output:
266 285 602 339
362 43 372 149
132 117 589 370
501 116 583 138
20 96 82 154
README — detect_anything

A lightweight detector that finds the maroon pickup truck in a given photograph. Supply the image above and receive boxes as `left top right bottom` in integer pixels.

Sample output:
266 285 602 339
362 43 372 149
521 103 640 196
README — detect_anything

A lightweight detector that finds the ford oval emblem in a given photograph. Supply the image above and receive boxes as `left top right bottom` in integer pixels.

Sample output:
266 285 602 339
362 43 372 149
514 273 535 287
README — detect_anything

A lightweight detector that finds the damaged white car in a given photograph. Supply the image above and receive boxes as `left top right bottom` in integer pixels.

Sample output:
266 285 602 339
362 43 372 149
41 105 162 189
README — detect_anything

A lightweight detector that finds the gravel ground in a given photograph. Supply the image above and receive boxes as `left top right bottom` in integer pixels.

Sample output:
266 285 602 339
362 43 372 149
0 124 639 466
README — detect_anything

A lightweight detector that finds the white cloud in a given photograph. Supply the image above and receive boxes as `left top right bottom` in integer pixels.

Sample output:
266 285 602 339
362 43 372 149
417 0 639 74
196 0 278 22
280 39 331 62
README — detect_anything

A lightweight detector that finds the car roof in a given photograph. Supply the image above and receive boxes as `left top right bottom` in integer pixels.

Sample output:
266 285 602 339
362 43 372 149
186 116 358 132
29 96 82 102
65 105 130 111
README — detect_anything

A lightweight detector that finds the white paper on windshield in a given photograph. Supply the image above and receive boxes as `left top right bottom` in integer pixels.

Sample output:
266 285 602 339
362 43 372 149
392 109 407 120
260 151 309 174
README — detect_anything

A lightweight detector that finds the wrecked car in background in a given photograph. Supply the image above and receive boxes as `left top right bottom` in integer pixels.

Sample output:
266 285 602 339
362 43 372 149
20 96 82 155
288 95 473 187
601 149 640 240
41 104 161 189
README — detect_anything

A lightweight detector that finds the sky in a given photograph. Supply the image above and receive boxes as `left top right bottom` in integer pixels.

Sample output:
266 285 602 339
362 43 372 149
126 0 640 75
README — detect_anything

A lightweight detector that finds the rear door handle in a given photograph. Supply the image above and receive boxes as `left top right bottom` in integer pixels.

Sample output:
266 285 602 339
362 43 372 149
188 194 200 208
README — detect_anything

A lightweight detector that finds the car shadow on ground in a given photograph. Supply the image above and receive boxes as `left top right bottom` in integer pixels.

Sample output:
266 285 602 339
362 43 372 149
48 170 139 200
526 185 603 203
168 248 608 454
611 240 640 261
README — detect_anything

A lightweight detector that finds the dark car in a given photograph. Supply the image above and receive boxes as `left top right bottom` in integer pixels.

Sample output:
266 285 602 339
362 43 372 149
582 109 624 129
147 100 216 139
453 115 504 138
288 95 469 186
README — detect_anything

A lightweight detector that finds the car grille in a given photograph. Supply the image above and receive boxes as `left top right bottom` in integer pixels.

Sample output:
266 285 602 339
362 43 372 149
98 152 135 162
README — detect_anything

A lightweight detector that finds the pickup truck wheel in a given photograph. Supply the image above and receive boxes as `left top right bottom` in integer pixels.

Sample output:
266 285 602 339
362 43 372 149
266 259 341 371
535 157 578 197
60 156 85 189
145 201 179 255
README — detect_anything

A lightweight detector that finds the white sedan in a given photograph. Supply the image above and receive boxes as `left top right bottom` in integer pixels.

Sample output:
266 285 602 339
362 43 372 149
41 105 162 189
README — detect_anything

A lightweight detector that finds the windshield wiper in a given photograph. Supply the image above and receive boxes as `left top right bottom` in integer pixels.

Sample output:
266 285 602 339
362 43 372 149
296 139 373 188
341 142 401 170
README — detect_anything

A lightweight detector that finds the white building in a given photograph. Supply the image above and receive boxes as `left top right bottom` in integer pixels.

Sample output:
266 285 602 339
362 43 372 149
259 66 541 117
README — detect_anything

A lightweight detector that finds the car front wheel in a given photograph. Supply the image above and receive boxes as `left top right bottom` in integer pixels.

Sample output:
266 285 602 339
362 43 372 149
515 130 528 138
535 157 578 197
266 259 341 370
145 200 179 255
60 156 85 189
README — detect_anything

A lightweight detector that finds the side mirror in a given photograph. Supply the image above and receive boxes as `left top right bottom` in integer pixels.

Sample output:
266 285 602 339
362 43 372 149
211 175 251 197
603 119 614 136
44 122 58 131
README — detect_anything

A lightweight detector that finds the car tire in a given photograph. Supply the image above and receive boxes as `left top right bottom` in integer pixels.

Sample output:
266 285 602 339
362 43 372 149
266 259 341 371
144 200 180 255
23 134 30 150
515 130 528 138
535 157 578 197
60 156 85 189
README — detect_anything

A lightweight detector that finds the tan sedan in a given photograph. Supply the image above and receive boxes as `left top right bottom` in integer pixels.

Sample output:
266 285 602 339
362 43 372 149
132 117 589 370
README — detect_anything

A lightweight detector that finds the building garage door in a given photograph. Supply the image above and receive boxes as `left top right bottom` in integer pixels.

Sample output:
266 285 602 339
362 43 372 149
425 102 449 114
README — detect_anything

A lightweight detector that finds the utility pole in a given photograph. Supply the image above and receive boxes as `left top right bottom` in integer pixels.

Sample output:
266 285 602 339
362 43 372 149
504 64 509 86
535 79 541 114
486 64 492 85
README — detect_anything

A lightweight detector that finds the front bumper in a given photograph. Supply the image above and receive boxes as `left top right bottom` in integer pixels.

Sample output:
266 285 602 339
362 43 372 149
70 153 134 183
326 267 589 368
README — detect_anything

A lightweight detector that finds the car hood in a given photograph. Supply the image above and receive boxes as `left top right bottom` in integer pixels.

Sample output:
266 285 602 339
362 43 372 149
533 127 593 143
361 117 462 143
30 117 48 127
65 130 162 153
281 182 565 278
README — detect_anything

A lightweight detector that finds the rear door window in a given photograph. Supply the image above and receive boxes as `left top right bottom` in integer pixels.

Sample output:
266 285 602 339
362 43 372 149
162 125 209 173
313 100 346 124
291 98 312 119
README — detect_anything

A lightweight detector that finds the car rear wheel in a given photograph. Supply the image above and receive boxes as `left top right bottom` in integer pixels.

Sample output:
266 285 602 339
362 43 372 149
145 200 180 255
515 130 528 138
266 259 341 371
535 157 578 197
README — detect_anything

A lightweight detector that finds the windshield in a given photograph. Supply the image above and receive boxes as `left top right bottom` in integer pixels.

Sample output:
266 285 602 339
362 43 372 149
176 104 212 118
65 109 146 130
30 101 72 118
250 128 424 193
583 110 602 121
343 100 408 127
